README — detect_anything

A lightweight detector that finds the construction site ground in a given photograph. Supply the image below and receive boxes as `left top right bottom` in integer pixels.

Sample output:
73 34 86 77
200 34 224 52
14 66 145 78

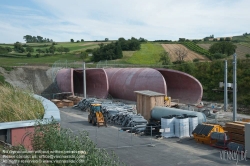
60 107 250 166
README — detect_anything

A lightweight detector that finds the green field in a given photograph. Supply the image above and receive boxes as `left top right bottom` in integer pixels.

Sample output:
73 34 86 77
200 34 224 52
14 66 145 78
0 42 104 66
126 43 165 64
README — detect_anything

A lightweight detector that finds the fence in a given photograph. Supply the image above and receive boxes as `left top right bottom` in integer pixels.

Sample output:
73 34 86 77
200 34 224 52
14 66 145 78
77 126 163 149
96 60 171 69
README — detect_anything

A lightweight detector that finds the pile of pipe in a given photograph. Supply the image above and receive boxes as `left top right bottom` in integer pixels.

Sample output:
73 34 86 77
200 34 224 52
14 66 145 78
74 98 98 111
75 98 148 132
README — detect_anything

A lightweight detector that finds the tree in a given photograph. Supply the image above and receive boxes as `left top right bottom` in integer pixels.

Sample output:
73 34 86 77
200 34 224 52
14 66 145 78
80 51 88 61
115 42 123 59
14 42 25 53
175 48 188 62
36 49 42 55
81 39 84 42
70 39 74 42
105 38 109 42
77 40 80 43
49 45 56 54
159 51 171 65
219 38 225 41
209 41 237 56
26 46 34 53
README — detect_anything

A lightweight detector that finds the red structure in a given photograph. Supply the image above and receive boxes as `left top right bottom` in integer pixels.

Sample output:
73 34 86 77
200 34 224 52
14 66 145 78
156 69 203 104
56 68 203 104
105 68 166 101
56 68 109 98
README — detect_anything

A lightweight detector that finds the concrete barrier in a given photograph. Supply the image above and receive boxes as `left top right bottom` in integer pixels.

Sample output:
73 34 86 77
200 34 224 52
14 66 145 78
0 94 60 150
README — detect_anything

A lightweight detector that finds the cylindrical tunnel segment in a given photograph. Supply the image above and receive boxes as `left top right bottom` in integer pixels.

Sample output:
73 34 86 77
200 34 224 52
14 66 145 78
104 68 167 101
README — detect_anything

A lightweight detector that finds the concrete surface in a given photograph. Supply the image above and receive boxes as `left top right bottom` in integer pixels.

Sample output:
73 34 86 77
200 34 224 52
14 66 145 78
60 107 250 166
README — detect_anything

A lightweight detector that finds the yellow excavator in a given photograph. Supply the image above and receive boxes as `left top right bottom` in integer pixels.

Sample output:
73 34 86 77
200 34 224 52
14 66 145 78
88 104 107 127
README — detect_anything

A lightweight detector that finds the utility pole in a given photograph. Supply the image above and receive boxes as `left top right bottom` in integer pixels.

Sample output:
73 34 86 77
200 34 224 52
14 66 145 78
224 60 228 112
233 53 237 121
83 62 86 98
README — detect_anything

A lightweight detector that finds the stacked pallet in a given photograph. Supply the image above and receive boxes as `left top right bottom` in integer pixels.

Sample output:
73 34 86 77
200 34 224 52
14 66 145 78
51 99 64 108
67 95 83 105
62 99 74 107
224 121 247 145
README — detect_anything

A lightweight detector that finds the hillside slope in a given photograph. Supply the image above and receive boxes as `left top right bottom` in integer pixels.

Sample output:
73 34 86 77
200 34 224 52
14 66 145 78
161 44 209 62
198 43 250 59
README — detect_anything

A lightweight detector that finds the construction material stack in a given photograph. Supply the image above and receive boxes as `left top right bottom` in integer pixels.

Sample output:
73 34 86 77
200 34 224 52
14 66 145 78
67 95 83 105
224 121 246 146
51 99 64 108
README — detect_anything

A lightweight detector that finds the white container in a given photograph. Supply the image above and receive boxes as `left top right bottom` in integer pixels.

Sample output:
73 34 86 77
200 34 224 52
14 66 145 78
175 117 189 138
161 116 175 138
189 116 198 136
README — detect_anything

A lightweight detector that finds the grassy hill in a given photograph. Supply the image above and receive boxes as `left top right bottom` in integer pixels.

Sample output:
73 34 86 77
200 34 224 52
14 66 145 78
0 42 105 66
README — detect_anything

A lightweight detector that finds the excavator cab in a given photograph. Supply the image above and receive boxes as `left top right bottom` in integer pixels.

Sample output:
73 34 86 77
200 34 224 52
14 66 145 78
88 104 107 127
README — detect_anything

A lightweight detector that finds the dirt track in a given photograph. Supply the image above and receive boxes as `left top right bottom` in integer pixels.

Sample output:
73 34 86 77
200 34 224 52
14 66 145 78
161 44 208 62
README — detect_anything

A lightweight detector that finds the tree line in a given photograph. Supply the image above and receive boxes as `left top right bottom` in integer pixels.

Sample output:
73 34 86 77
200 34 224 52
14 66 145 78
0 46 12 54
23 35 54 43
11 42 70 57
91 37 144 62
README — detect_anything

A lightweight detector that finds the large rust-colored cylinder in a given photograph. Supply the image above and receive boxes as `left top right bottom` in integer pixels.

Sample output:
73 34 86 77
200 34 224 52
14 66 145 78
104 68 167 101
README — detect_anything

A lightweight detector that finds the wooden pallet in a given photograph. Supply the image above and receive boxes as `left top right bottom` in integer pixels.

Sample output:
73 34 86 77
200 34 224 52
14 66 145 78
225 122 245 130
230 139 245 145
224 127 245 135
62 99 74 107
227 133 245 142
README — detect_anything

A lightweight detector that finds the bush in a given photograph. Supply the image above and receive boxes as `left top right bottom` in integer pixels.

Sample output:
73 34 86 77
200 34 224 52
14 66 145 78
26 52 31 57
213 53 227 59
193 58 199 62
85 49 93 53
35 54 40 58
30 118 122 166
245 53 250 59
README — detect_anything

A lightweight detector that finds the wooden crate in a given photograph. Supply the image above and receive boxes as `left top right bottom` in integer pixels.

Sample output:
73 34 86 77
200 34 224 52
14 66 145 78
56 102 64 108
51 99 61 104
62 99 74 107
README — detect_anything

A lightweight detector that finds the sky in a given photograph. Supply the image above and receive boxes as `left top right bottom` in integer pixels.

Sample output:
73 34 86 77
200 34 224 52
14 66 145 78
0 0 249 43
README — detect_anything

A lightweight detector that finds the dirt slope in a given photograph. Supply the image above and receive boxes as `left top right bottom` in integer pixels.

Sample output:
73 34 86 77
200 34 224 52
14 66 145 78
0 66 59 95
161 44 208 62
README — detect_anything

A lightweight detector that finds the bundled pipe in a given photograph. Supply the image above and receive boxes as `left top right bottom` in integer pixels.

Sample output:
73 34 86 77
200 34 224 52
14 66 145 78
75 98 148 129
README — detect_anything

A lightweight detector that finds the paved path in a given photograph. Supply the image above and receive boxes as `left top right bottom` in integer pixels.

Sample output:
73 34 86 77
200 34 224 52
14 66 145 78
60 107 250 166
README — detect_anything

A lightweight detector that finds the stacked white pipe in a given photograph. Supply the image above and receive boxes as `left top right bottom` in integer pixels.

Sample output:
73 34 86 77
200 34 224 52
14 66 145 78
161 116 175 138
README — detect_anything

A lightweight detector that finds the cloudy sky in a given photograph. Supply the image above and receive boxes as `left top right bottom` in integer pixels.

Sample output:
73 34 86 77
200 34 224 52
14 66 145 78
0 0 249 43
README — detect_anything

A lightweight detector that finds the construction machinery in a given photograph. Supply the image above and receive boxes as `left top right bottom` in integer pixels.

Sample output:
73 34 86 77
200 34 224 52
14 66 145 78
88 104 107 127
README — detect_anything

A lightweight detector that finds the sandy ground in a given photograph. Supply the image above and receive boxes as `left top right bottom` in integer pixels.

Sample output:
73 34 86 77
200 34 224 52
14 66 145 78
161 44 209 62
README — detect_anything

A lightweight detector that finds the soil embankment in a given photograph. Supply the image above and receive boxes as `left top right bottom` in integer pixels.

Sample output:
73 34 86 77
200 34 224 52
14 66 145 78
0 66 60 97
